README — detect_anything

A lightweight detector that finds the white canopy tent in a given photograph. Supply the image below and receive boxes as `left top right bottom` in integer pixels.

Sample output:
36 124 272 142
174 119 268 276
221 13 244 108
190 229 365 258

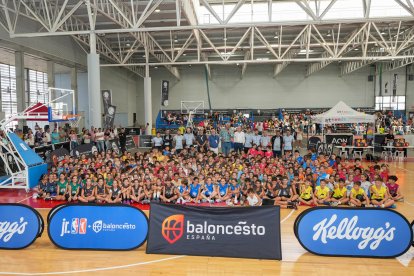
312 101 375 125
311 101 376 157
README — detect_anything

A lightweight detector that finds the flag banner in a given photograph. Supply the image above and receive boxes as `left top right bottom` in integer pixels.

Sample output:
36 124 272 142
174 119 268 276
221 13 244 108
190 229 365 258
103 105 116 129
161 80 169 107
102 90 112 114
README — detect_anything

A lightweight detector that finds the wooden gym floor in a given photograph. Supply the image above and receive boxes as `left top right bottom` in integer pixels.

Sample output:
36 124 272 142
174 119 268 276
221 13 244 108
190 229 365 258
1 161 414 275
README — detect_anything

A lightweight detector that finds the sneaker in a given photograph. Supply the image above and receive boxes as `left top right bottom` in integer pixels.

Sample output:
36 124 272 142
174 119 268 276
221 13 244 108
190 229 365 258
390 204 397 209
216 199 222 203
32 193 38 199
349 203 355 207
397 198 404 202
330 202 339 207
240 200 244 205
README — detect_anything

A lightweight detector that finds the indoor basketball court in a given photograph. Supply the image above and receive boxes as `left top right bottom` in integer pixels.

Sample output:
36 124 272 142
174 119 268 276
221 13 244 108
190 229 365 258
1 0 414 275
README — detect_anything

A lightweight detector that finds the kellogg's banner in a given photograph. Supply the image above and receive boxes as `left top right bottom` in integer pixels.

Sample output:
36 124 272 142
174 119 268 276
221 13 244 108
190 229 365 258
0 204 44 249
147 203 282 260
295 207 412 258
411 221 414 247
48 204 148 250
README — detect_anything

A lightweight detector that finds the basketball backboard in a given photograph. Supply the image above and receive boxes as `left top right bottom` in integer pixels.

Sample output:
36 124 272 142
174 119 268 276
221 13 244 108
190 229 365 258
48 88 76 122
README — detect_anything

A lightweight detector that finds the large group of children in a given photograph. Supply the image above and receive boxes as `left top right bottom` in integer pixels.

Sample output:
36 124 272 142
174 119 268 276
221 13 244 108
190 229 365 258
33 137 404 209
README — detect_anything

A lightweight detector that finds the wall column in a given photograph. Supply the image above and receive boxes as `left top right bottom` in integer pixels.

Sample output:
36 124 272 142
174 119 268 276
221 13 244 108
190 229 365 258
15 51 25 129
144 50 152 135
71 67 78 114
47 60 55 88
87 32 101 128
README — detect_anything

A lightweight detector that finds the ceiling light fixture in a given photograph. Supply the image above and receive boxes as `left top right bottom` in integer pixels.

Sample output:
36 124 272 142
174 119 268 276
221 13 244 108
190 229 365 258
126 43 130 47
155 9 161 13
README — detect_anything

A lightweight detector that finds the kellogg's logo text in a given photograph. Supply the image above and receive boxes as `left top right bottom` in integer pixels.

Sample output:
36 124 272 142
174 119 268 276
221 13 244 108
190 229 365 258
295 207 412 258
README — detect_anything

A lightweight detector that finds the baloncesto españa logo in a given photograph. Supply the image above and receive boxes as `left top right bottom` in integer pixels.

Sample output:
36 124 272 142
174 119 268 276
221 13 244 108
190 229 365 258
162 214 184 244
161 214 266 244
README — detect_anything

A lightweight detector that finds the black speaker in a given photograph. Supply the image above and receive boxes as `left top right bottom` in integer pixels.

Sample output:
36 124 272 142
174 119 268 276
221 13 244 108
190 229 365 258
368 75 374 82
408 74 414 81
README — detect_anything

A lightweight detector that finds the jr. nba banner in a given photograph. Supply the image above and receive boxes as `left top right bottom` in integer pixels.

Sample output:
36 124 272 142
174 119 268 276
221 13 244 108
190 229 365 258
161 80 169 107
147 203 282 260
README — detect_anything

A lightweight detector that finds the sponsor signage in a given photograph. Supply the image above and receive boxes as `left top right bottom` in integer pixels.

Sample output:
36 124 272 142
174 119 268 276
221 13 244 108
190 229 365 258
295 207 413 258
125 135 136 150
124 127 141 136
147 203 282 260
0 204 44 249
107 139 121 155
325 134 353 146
71 144 98 158
307 136 321 150
412 221 414 247
48 204 148 250
138 135 153 148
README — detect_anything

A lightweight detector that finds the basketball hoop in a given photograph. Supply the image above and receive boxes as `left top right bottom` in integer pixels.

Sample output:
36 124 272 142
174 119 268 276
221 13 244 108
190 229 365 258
66 114 81 129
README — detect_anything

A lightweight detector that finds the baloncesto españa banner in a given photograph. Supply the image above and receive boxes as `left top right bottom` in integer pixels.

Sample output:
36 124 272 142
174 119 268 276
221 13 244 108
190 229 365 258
147 203 282 260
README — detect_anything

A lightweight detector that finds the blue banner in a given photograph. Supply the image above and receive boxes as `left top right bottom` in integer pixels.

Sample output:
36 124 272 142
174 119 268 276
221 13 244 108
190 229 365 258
48 204 148 250
295 207 412 258
7 132 44 166
411 221 414 247
0 204 44 249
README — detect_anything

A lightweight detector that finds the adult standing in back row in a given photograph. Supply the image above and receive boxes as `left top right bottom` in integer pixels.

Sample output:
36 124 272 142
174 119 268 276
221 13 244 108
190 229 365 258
283 130 295 157
233 126 245 154
271 130 284 157
220 123 233 156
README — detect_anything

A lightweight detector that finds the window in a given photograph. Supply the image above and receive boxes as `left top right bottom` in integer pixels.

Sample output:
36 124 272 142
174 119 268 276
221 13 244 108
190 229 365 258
26 69 49 106
375 96 405 111
0 63 48 127
0 63 17 123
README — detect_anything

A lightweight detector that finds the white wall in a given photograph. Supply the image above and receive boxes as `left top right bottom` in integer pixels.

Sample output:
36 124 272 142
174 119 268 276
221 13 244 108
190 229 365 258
140 63 376 124
100 67 140 127
63 67 140 128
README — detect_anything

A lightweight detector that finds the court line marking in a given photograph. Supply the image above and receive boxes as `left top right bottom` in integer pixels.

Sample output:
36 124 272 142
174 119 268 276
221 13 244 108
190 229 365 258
17 196 32 203
281 209 295 224
0 255 186 275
